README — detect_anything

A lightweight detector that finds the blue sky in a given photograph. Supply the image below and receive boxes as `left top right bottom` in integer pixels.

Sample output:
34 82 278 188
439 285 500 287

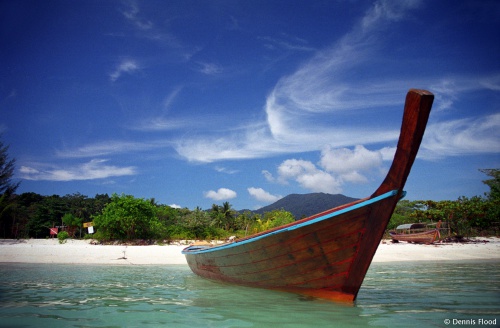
1 0 499 210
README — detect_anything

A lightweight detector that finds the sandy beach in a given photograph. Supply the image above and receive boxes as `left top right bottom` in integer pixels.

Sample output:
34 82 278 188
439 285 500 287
1 238 499 265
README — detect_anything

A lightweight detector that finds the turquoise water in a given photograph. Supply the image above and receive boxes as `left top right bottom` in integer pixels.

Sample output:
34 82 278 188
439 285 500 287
0 261 498 327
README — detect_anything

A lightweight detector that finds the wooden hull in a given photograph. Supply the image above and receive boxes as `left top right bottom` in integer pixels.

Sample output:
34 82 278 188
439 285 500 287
184 190 400 302
183 89 434 302
390 229 440 244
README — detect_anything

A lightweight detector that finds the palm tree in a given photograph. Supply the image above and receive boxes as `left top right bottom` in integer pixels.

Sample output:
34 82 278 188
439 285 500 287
221 202 235 231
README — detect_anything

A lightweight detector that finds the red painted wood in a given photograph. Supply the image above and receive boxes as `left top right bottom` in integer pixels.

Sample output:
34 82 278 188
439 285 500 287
183 89 434 302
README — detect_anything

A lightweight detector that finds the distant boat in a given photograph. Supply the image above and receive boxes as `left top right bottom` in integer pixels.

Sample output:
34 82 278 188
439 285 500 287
390 221 441 244
182 89 434 302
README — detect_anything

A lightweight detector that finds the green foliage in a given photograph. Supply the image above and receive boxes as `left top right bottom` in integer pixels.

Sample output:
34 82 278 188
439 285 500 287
57 231 69 244
264 209 295 229
480 169 500 226
209 202 236 231
235 211 256 235
62 213 83 237
480 169 500 201
93 194 164 241
0 136 20 196
250 209 295 234
0 136 21 238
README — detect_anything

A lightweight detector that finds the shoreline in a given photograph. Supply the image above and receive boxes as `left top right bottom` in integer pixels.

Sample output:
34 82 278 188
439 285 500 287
0 237 499 265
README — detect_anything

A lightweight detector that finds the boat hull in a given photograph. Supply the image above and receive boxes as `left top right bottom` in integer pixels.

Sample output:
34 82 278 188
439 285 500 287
389 229 440 244
183 190 400 302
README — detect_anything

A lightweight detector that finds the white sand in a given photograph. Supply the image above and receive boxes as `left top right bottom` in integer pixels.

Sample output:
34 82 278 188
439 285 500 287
0 238 499 265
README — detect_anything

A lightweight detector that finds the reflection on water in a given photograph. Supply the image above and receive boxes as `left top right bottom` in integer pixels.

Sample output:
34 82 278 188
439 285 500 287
0 261 498 327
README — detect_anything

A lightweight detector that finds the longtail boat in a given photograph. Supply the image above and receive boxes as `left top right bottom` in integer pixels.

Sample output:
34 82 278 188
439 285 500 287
390 221 441 244
182 89 434 302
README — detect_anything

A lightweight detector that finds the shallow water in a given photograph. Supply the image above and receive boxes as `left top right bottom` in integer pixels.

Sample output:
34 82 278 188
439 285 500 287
0 261 498 327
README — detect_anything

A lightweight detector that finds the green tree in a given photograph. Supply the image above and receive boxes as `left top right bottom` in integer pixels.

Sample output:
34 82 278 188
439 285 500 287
480 169 500 201
480 169 500 228
62 213 83 237
0 137 21 237
250 209 295 233
93 194 164 241
235 211 256 236
263 209 295 229
221 202 236 231
209 202 237 231
0 137 20 196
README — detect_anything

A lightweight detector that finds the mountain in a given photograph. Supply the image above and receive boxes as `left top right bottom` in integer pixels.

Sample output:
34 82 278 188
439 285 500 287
253 193 359 220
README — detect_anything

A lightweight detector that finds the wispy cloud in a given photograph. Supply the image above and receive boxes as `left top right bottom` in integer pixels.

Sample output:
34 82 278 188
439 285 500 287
130 118 192 132
126 86 195 132
56 140 169 158
259 34 316 52
120 0 153 30
110 59 139 82
421 113 500 159
247 187 282 203
162 86 183 110
215 166 239 174
172 0 423 163
119 0 179 46
204 188 237 201
430 74 500 111
196 62 223 75
103 0 499 172
19 159 136 181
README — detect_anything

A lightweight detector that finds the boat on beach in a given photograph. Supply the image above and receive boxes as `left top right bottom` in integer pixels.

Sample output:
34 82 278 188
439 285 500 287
390 221 441 244
182 89 434 302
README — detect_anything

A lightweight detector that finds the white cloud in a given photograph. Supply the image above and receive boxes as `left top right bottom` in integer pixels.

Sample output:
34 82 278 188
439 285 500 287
204 188 237 201
19 159 136 181
110 59 139 82
247 187 282 203
379 146 396 161
266 143 395 193
319 145 384 183
169 204 182 209
320 145 383 174
276 159 343 193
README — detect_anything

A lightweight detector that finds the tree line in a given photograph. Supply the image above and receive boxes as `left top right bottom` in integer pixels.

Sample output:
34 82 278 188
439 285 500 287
0 137 498 242
0 191 296 242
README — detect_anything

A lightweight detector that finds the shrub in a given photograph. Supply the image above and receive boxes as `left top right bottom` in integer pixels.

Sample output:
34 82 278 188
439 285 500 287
57 231 69 244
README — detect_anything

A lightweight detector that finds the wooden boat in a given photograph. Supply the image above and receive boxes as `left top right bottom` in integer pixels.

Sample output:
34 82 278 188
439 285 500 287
182 89 434 302
390 221 441 244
